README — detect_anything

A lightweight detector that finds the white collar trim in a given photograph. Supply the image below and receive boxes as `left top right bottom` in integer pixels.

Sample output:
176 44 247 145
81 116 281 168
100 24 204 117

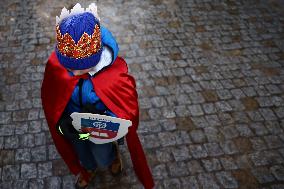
88 46 113 76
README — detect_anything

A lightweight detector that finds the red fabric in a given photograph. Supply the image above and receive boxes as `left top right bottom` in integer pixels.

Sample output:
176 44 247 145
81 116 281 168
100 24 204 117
41 51 154 189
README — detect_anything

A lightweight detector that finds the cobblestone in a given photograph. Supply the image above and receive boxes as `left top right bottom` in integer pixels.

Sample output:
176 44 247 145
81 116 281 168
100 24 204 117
216 171 238 188
198 173 220 189
202 158 222 172
20 163 37 179
1 0 284 188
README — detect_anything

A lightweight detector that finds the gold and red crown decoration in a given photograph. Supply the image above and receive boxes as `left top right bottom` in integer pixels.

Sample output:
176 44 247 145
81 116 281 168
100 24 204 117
56 24 101 59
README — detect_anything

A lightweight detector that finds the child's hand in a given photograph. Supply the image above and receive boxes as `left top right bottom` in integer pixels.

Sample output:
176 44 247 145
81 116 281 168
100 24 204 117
79 133 90 140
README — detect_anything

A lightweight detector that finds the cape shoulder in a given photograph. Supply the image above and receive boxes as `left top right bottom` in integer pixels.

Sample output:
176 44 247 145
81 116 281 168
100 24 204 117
92 57 139 130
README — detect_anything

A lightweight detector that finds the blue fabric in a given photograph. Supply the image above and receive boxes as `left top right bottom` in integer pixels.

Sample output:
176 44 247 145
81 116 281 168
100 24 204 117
62 24 121 170
69 137 115 170
65 77 116 117
55 47 103 70
65 25 119 116
59 12 100 42
101 26 119 63
56 12 103 70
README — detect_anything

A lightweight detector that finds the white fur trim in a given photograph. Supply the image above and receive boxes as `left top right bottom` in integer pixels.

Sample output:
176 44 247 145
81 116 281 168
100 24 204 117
88 46 113 76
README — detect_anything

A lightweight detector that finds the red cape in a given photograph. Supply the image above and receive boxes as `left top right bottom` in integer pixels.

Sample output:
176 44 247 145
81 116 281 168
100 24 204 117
41 51 154 189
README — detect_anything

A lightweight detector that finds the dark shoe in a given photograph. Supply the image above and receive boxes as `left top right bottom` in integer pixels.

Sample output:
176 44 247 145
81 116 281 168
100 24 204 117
109 142 123 176
75 170 96 189
75 174 88 189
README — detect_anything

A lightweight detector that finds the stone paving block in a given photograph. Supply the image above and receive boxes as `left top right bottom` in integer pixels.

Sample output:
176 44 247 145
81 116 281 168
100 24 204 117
48 145 60 160
21 163 37 179
15 148 30 163
250 137 268 151
163 178 181 189
62 175 75 189
216 89 233 100
176 93 191 105
34 132 46 146
270 184 284 189
220 140 239 155
180 176 199 189
202 158 222 172
0 124 15 136
168 161 189 177
175 105 190 117
215 171 239 189
158 132 177 147
38 162 52 179
205 114 221 126
220 125 239 140
216 101 233 112
152 164 168 180
161 106 176 119
0 136 3 149
160 119 176 131
235 124 254 137
139 120 161 134
218 113 234 125
188 104 204 116
264 135 283 149
187 160 204 175
19 134 35 148
250 151 284 166
14 122 28 135
228 99 246 111
1 150 14 166
2 165 20 181
259 108 278 121
28 179 45 189
265 121 283 135
189 144 208 159
198 173 220 189
232 111 250 123
202 103 218 114
148 108 162 119
44 176 62 189
150 96 167 108
175 130 191 145
190 129 206 143
0 112 12 124
191 117 210 128
251 167 275 184
247 111 265 122
249 122 269 136
31 146 46 162
171 145 191 161
4 135 19 149
271 165 284 181
156 148 174 163
188 92 205 104
220 157 239 170
204 142 224 157
12 180 29 189
0 181 13 189
28 120 42 133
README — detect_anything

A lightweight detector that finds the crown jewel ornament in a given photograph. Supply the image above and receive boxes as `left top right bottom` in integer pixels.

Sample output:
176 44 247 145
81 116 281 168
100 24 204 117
56 24 101 59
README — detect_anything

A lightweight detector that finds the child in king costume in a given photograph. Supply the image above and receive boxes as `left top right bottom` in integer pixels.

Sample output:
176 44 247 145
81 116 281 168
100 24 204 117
41 3 154 189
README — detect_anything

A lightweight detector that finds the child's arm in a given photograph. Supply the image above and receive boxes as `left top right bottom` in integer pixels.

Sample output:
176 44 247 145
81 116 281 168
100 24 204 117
56 114 90 141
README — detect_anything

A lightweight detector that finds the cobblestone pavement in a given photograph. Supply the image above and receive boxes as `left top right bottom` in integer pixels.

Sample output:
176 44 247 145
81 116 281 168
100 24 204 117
0 0 284 188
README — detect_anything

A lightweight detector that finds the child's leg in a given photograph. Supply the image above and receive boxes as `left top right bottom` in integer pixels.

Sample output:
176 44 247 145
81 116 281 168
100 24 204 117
69 139 97 171
88 142 116 169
